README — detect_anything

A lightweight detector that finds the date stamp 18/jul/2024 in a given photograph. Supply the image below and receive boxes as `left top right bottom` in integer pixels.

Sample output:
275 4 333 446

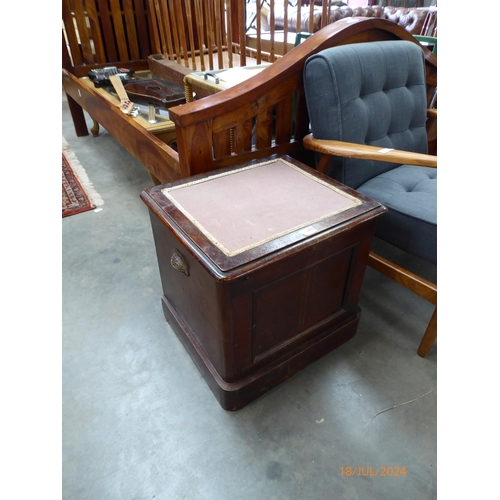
340 466 407 477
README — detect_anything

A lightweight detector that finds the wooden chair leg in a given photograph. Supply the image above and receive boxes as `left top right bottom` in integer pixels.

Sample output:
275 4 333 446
417 307 437 358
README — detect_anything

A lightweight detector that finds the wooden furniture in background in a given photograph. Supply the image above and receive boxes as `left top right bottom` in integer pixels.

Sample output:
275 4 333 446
167 18 437 181
63 18 437 185
78 74 177 145
62 0 157 137
147 0 252 71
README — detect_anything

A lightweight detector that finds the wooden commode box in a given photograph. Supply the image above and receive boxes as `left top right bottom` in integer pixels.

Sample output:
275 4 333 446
141 156 386 410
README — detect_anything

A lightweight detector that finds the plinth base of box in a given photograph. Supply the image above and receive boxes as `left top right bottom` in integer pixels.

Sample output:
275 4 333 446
161 295 360 411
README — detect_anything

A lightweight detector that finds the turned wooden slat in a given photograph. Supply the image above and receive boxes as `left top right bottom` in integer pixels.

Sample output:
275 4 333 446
220 0 227 42
97 0 118 61
321 0 329 29
193 0 206 71
275 94 294 145
225 0 233 68
173 0 186 65
85 0 107 63
122 0 140 60
134 0 151 59
236 0 246 66
155 0 169 55
234 120 253 154
159 0 175 61
256 0 262 64
147 0 162 54
184 0 198 69
159 0 175 59
167 0 182 64
109 0 129 61
73 0 94 64
213 129 232 158
255 108 274 149
206 0 215 70
296 0 302 33
62 0 83 67
269 0 276 62
174 0 190 67
283 0 289 55
309 1 315 34
214 0 224 69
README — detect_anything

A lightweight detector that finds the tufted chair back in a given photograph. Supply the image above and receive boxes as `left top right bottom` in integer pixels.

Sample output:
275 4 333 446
303 38 437 357
304 40 436 266
304 40 428 189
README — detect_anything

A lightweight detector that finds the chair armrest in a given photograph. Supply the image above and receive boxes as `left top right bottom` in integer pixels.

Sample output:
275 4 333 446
303 134 437 171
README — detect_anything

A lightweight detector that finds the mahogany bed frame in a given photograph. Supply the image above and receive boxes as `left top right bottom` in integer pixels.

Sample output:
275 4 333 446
63 16 437 184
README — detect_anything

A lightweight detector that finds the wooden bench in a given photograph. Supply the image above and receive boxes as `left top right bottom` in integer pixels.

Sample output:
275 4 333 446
63 9 436 184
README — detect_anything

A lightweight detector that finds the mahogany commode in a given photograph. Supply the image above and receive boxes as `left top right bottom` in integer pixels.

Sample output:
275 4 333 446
141 156 386 410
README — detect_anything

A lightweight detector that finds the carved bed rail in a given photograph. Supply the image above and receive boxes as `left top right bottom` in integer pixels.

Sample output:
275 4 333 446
147 0 287 71
167 18 437 180
147 0 243 71
62 14 436 184
62 0 155 77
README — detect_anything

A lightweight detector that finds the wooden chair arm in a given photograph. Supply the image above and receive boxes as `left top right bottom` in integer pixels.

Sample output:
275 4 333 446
303 134 437 173
427 108 437 119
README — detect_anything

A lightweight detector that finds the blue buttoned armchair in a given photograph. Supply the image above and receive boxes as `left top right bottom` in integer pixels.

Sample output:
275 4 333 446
303 40 437 357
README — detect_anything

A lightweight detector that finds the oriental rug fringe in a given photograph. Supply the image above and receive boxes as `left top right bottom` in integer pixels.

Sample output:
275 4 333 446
62 137 103 217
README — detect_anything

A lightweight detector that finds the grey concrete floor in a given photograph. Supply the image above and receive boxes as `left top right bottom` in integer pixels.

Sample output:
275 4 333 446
62 95 437 499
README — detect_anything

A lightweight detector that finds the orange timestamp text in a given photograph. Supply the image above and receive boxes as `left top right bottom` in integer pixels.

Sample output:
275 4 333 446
340 466 407 477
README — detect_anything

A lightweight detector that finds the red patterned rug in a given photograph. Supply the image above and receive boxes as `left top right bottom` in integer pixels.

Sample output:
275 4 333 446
62 137 103 217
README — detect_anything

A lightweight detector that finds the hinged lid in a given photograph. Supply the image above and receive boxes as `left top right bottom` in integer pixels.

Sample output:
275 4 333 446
142 156 383 272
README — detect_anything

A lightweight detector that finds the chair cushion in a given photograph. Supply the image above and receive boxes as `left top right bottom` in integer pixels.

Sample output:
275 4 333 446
357 165 437 264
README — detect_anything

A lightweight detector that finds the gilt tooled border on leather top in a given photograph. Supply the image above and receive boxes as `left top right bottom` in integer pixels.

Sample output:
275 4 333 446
161 158 361 257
